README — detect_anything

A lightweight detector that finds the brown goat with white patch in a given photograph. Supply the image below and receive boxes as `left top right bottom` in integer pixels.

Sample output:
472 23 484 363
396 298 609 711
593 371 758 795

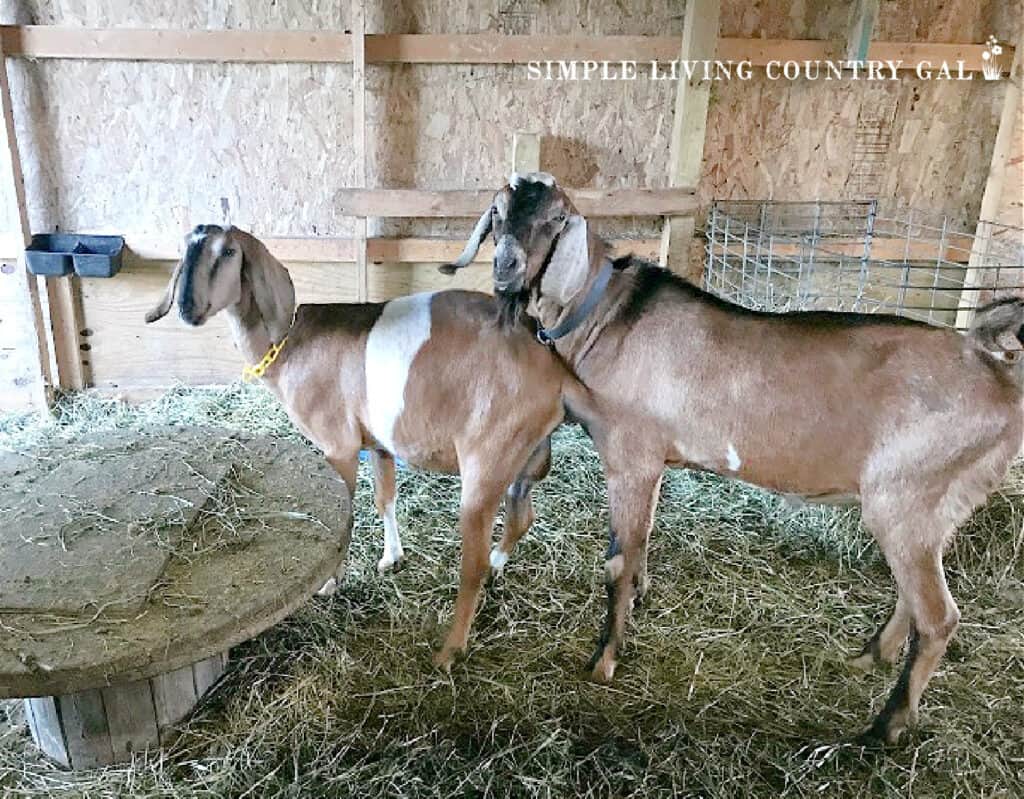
445 173 1024 742
146 225 578 667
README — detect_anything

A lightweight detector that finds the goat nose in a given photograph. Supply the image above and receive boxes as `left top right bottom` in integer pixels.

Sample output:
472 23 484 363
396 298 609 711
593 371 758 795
494 234 523 280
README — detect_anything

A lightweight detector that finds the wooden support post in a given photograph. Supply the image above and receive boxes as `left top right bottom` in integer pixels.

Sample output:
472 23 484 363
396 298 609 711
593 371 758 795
659 0 719 281
845 0 880 63
512 131 540 173
0 39 52 410
46 276 89 390
954 31 1023 331
351 0 368 303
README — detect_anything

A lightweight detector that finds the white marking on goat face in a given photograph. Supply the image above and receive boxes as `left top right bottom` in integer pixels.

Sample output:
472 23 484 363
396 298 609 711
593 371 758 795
508 171 555 188
726 443 742 472
364 292 435 455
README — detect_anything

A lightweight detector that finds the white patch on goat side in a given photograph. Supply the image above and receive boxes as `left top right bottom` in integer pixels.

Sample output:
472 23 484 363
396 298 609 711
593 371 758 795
378 499 404 571
509 171 555 188
489 548 509 572
726 443 742 472
365 292 435 455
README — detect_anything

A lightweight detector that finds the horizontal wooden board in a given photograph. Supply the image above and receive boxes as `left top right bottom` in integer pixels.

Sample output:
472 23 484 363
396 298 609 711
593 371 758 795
333 189 697 217
0 27 352 62
0 28 1012 73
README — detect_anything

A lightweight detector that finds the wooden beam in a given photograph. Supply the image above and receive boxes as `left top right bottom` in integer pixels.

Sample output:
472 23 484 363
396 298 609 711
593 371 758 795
0 26 352 62
0 27 1012 73
0 38 52 410
4 234 658 264
660 0 719 280
955 31 1024 330
367 237 662 264
351 0 368 303
333 188 697 218
845 0 880 62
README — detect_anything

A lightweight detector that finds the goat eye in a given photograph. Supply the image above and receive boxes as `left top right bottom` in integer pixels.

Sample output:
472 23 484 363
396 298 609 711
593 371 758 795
223 248 236 257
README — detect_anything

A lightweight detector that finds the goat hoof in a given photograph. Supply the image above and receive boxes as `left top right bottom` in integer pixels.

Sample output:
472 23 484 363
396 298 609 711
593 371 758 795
377 555 404 574
433 645 465 672
589 653 617 684
848 652 876 672
316 577 338 597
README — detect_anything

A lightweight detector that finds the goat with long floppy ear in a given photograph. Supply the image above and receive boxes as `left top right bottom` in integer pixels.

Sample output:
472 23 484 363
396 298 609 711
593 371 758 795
145 258 185 323
230 227 296 343
540 215 591 305
439 205 493 274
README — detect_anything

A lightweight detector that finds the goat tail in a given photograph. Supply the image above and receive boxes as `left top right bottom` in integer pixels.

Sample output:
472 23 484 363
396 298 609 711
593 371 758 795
967 297 1024 361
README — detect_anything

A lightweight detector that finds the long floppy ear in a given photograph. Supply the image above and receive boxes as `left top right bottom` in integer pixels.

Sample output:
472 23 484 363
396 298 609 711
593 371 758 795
145 257 185 323
439 205 492 274
540 215 590 304
232 228 296 343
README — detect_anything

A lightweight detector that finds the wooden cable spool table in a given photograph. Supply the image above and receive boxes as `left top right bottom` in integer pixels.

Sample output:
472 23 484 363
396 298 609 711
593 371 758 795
0 428 350 768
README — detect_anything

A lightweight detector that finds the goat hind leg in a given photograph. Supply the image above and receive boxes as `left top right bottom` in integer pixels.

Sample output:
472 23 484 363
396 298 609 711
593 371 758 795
491 437 551 576
862 548 959 744
588 468 663 684
319 449 361 596
372 450 404 573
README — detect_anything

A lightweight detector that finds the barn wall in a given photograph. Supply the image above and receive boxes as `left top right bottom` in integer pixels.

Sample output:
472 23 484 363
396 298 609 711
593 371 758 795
0 0 1018 401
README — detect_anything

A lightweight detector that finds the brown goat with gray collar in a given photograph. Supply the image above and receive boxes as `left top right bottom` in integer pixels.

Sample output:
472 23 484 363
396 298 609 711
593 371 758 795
146 225 578 667
445 172 1024 743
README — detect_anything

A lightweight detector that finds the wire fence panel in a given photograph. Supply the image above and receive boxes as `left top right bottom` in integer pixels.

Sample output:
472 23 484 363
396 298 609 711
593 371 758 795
703 200 1024 330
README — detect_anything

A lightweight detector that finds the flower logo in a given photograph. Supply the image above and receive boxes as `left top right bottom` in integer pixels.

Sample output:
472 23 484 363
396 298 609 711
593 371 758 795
981 36 1003 80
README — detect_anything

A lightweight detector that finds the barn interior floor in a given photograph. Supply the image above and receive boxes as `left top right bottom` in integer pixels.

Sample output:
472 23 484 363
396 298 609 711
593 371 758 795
2 385 1023 798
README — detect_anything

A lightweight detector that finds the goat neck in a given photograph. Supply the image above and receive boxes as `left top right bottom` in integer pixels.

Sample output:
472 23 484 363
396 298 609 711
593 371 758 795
225 274 296 380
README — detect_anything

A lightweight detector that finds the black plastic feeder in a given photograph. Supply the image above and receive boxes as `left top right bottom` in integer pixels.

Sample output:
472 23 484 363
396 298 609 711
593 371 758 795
25 234 125 278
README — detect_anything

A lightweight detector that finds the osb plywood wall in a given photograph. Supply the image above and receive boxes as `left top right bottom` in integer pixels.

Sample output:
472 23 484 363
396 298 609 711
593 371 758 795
0 0 1018 399
704 0 1019 227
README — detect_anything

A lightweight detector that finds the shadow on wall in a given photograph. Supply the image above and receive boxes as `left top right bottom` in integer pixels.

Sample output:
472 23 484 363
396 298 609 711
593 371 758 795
541 136 600 186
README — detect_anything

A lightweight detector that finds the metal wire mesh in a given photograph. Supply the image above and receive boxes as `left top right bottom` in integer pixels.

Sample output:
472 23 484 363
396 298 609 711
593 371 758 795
703 200 1024 330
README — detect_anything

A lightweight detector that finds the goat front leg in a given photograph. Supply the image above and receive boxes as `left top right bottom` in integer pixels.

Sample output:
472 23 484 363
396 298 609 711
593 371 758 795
372 450 404 573
318 449 360 596
434 475 505 670
850 594 910 672
588 467 663 684
490 437 551 576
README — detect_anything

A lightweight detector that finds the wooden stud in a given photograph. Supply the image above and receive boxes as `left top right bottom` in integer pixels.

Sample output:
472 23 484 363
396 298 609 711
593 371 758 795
512 131 540 173
0 27 1012 74
0 38 51 410
351 0 368 303
845 0 880 63
659 0 719 280
955 31 1024 330
46 276 90 390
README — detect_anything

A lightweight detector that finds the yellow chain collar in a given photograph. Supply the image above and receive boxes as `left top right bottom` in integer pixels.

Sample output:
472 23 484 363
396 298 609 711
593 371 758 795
242 336 289 382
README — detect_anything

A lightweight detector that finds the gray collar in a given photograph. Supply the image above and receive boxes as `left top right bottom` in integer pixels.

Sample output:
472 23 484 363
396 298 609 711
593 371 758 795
536 259 614 346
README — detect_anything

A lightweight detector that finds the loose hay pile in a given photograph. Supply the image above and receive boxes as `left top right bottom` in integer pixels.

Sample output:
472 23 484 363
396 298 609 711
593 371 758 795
2 386 1023 797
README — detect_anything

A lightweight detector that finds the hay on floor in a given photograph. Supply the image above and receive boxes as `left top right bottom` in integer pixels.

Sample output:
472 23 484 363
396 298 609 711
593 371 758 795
2 385 1023 798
